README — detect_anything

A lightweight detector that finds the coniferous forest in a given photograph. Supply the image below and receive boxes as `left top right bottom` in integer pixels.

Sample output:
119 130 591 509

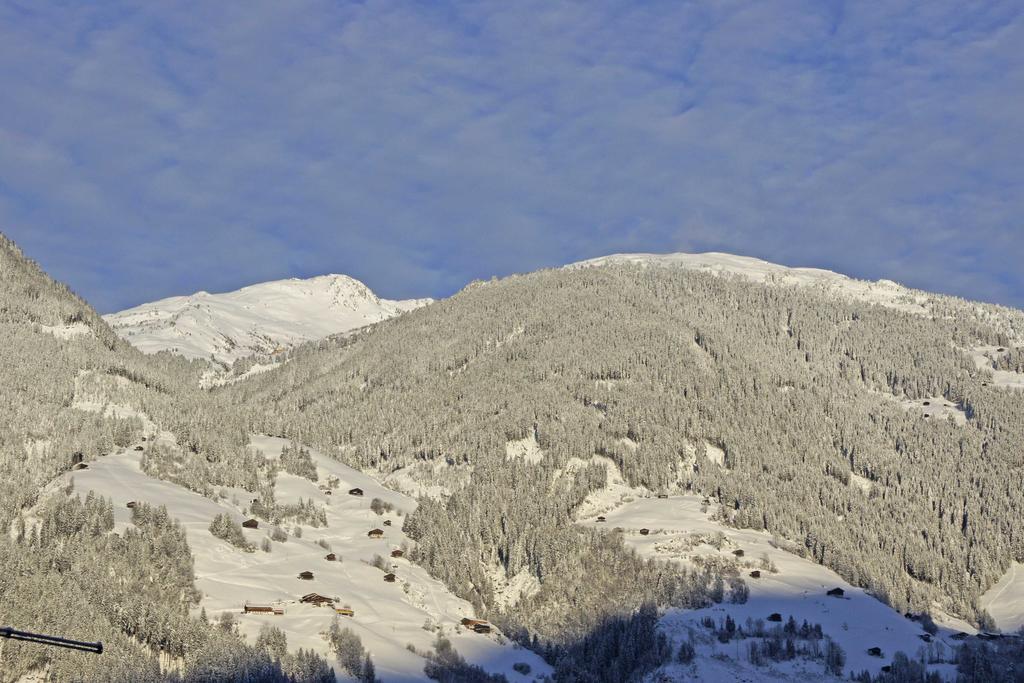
3 230 1024 681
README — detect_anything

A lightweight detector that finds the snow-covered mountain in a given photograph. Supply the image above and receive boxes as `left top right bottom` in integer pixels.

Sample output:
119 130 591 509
570 251 935 315
105 274 432 365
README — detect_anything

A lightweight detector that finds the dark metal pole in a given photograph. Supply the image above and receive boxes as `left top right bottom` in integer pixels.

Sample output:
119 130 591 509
0 627 103 654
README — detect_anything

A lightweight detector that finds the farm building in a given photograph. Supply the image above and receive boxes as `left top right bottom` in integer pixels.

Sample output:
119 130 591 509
827 587 845 597
461 618 489 628
383 573 396 583
867 647 883 657
656 494 668 499
596 516 606 523
473 623 492 634
349 488 364 496
134 445 144 451
767 613 782 622
749 570 761 578
390 549 404 558
244 603 284 615
324 553 337 562
297 571 315 581
335 607 354 617
638 528 650 536
242 519 259 529
383 519 392 526
126 501 138 509
368 528 384 538
300 593 333 606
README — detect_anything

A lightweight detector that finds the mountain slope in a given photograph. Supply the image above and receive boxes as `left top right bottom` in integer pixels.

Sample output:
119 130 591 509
227 259 1024 679
105 274 432 365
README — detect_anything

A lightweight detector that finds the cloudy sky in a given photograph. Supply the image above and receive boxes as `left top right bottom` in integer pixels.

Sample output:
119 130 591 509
1 1 1022 312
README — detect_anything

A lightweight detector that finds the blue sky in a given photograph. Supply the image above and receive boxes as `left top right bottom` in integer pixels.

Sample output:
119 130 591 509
1 1 1022 312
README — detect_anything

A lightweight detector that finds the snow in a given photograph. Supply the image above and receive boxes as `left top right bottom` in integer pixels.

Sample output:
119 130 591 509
980 562 1024 633
104 274 432 366
966 345 1024 390
38 321 93 339
896 395 968 425
579 496 958 681
570 252 932 315
55 434 550 682
505 433 544 464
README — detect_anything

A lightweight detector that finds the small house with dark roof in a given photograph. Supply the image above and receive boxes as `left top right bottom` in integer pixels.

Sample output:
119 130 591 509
383 573 396 583
827 587 845 597
368 528 384 538
639 528 650 536
325 553 337 562
126 501 138 509
297 571 314 581
349 488 364 497
383 519 392 526
390 549 404 558
596 516 606 523
749 570 761 578
242 519 259 529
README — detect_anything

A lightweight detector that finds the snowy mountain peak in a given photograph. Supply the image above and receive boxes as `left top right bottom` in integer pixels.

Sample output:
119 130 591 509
105 273 432 365
571 251 931 314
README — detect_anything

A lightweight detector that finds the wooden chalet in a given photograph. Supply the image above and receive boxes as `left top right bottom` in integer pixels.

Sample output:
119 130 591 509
826 587 845 597
298 571 315 581
134 445 144 451
335 607 354 617
732 549 745 557
867 647 883 657
383 573 396 583
473 623 492 634
656 493 668 499
596 516 606 523
383 519 392 526
638 528 650 536
349 488 364 497
126 501 138 509
368 528 384 539
242 519 259 529
390 549 404 558
300 593 333 606
325 553 337 562
244 603 284 615
749 570 761 579
767 613 782 622
461 618 489 628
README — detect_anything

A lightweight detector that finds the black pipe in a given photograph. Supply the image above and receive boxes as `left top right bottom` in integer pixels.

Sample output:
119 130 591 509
0 627 103 654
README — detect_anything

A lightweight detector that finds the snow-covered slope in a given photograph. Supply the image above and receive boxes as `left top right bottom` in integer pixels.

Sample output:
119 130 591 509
105 275 431 365
571 252 933 314
55 433 549 682
579 496 962 681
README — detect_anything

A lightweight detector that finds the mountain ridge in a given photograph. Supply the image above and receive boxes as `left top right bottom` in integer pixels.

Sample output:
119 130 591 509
104 273 432 365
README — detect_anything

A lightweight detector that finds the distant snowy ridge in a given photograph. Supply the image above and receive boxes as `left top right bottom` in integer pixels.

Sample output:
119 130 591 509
105 274 432 365
570 252 932 314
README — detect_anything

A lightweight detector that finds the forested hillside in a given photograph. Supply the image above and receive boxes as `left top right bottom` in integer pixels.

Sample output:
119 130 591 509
0 234 332 681
228 263 1024 638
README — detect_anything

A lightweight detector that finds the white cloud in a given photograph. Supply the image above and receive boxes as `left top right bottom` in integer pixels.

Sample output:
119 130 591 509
0 0 1021 311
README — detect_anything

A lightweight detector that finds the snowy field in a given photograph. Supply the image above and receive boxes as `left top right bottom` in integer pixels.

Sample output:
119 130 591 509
579 496 963 681
981 562 1024 633
55 434 549 682
967 345 1024 390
